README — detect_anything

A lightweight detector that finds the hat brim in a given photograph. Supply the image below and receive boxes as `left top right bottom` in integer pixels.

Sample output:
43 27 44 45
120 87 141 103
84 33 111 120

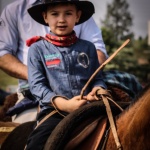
28 1 95 26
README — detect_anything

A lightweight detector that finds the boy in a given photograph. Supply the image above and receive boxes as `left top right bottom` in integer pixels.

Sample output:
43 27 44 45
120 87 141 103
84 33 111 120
0 0 107 124
26 0 107 149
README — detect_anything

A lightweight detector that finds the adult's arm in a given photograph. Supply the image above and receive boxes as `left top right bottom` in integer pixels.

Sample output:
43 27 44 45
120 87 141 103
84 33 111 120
0 54 27 80
96 50 106 65
0 3 27 80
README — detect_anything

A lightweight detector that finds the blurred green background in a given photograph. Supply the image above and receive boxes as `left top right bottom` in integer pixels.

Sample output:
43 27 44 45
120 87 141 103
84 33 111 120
0 70 18 92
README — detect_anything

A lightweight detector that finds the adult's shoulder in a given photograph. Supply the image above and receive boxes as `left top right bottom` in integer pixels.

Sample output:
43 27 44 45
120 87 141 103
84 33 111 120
3 0 28 15
3 0 23 11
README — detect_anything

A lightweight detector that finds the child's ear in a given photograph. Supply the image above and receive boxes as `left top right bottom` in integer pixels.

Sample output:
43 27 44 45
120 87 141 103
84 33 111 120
76 10 82 23
42 12 48 24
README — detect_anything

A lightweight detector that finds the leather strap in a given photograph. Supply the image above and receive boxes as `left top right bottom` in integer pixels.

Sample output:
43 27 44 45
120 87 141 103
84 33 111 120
64 117 102 150
34 110 57 130
96 87 122 150
80 39 130 99
96 89 123 112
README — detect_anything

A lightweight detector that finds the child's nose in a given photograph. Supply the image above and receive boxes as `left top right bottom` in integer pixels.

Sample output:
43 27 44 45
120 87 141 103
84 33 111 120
58 14 65 22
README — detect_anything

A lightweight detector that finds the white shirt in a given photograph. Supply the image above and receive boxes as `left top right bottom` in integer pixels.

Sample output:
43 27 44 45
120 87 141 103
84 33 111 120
0 0 107 88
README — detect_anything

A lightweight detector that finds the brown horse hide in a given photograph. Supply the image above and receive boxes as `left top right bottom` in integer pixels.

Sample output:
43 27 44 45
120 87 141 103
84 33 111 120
0 93 18 122
105 84 150 150
1 121 35 150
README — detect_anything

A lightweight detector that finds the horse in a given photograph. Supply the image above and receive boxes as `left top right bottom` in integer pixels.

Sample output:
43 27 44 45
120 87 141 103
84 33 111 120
0 89 10 105
105 83 150 150
1 84 149 150
43 84 150 150
0 93 18 122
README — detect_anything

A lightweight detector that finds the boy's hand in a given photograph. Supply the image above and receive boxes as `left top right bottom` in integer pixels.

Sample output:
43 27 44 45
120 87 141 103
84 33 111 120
86 87 101 101
53 95 87 113
67 96 87 113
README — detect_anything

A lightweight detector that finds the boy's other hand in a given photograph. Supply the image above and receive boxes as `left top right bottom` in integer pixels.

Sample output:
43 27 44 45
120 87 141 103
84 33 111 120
86 87 101 101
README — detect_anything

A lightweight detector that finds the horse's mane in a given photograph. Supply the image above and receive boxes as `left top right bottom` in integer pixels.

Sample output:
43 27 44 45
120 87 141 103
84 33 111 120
132 83 149 101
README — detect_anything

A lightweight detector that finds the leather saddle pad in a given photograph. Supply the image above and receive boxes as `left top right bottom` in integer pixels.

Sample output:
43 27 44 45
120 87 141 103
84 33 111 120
64 117 107 150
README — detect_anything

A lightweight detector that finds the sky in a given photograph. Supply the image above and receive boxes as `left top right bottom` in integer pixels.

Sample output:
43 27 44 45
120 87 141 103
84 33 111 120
0 0 150 39
92 0 150 39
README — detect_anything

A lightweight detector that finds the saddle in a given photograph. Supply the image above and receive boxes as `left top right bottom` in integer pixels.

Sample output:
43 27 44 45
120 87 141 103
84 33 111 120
44 100 129 150
64 117 108 150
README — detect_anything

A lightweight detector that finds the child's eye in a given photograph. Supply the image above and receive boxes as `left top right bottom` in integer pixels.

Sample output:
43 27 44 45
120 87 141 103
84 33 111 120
51 13 58 16
66 12 72 15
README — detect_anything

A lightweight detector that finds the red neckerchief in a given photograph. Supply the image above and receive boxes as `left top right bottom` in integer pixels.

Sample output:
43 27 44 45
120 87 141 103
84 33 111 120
26 31 78 47
45 31 77 47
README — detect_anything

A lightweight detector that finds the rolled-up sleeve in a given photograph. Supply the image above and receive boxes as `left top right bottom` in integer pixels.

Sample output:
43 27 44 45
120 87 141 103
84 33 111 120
27 44 56 105
0 5 19 57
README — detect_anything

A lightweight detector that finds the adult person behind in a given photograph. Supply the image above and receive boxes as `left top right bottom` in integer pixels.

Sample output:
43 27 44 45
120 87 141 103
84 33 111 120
0 0 107 123
25 0 107 149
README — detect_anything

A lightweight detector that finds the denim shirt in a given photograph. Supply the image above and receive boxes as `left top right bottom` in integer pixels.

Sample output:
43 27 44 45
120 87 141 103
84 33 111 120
28 38 107 112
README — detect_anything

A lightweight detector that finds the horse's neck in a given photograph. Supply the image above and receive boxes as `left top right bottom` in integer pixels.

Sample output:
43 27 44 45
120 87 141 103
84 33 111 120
105 86 150 150
117 87 150 149
122 88 150 132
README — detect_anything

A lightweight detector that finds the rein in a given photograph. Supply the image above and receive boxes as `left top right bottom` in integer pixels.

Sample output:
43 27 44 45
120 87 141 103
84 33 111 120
80 39 130 99
80 39 130 150
96 88 122 150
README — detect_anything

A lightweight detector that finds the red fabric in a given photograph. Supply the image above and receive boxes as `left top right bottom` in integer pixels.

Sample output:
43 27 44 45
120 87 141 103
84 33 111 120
26 36 41 46
45 31 77 47
26 31 77 47
46 59 61 66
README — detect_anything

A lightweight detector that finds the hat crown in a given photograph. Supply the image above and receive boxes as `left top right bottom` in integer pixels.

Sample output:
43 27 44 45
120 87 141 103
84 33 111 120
43 0 79 3
28 0 94 26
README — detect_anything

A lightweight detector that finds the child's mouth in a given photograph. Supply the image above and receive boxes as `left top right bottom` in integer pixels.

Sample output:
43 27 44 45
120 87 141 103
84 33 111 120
57 26 67 30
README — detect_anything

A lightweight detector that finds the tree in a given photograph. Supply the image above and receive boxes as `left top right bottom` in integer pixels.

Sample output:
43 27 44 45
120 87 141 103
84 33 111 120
100 0 150 85
132 36 150 84
102 0 134 42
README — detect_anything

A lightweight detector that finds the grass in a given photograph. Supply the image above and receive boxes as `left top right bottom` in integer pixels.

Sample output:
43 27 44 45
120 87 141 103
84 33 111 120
0 69 18 91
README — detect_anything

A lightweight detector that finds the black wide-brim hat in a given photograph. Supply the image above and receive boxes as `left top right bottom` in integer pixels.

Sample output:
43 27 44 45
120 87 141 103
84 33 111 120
28 0 95 26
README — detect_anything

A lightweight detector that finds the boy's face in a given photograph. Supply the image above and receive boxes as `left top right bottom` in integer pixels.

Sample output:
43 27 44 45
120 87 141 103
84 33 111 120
42 4 81 36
